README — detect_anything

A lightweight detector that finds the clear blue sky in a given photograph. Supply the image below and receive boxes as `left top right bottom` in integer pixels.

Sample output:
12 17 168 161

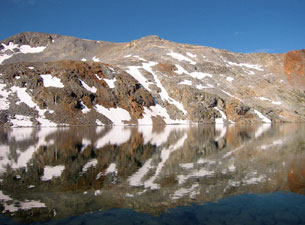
1 0 304 53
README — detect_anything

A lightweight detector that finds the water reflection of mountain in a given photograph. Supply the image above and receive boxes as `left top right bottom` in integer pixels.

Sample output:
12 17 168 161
0 124 304 222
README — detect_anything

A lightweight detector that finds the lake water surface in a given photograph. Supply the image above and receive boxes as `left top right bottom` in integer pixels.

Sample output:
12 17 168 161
0 124 305 224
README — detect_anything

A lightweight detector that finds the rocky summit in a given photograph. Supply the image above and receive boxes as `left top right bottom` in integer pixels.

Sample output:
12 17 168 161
0 32 304 127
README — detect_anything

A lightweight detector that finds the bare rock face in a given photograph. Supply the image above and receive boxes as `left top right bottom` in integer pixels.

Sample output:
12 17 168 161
0 32 305 126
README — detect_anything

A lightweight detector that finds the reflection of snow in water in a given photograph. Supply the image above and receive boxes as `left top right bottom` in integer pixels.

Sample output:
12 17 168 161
0 123 301 216
0 190 46 213
95 126 131 148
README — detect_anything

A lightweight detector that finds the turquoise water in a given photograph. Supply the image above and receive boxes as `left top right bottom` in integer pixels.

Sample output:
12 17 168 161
0 124 305 224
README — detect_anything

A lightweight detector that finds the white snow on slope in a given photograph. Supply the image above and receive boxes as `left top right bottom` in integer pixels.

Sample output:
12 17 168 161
186 52 197 58
11 86 57 127
1 42 18 51
11 115 33 127
258 97 281 105
80 101 90 113
142 61 187 114
167 51 196 65
82 159 98 173
80 79 97 93
105 163 117 175
221 89 244 103
95 104 131 125
92 56 101 62
226 76 234 82
1 42 46 65
138 105 189 125
41 165 65 181
174 64 212 79
40 74 64 88
104 78 116 88
196 84 214 89
254 110 271 123
214 107 227 124
126 66 152 91
0 54 13 64
178 80 192 86
226 61 264 71
175 65 189 75
11 86 36 108
0 83 10 110
19 45 46 54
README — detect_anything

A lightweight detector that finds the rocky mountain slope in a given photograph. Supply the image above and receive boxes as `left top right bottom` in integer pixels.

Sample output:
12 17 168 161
0 32 304 126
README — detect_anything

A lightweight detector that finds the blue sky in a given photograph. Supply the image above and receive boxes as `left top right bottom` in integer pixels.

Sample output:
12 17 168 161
1 0 304 53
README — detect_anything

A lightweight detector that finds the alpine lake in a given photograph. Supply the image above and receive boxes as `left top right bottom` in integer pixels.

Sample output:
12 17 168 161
0 123 305 225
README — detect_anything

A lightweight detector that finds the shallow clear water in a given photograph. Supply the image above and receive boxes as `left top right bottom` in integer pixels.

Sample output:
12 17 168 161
0 123 305 224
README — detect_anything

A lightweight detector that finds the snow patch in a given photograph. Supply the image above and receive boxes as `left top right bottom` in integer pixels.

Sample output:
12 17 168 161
104 78 116 88
196 83 214 89
126 65 152 91
19 45 46 54
226 76 234 82
167 51 196 65
138 105 189 125
186 52 197 58
80 79 97 93
80 101 90 114
81 58 87 62
226 61 264 71
95 105 131 125
41 165 65 181
258 97 281 105
105 163 117 175
214 107 227 124
174 65 212 79
92 56 100 62
254 110 271 123
11 115 33 127
82 159 98 173
180 163 194 169
178 80 192 86
40 74 64 88
142 62 187 114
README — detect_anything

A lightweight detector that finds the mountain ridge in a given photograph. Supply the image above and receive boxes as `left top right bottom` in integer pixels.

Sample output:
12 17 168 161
0 32 304 127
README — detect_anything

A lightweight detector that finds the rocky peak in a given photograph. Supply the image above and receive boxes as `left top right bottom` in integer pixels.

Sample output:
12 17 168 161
1 31 57 47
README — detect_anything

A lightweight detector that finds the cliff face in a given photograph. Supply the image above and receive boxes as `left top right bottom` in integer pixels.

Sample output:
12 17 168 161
0 32 304 126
